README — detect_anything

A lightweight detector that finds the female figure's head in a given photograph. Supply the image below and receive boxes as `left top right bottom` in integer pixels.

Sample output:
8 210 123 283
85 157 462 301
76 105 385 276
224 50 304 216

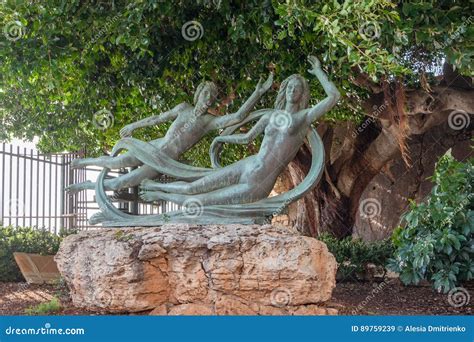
274 74 310 112
194 81 218 115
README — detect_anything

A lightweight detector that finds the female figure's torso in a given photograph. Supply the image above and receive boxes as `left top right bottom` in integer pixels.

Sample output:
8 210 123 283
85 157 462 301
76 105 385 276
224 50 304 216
240 110 309 198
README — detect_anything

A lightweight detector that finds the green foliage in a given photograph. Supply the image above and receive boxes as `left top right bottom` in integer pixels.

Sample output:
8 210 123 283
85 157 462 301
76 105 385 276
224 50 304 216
52 276 71 301
1 1 472 165
388 154 474 292
275 0 473 80
58 227 79 238
25 296 61 315
319 233 394 280
113 230 134 242
0 226 63 282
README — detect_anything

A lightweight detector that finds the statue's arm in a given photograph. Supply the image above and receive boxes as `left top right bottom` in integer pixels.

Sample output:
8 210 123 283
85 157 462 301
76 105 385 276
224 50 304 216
214 115 268 145
210 116 268 166
212 73 273 129
120 103 186 138
305 56 341 124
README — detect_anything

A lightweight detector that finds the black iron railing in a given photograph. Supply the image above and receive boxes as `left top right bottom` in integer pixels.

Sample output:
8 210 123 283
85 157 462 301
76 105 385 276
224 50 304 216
0 143 179 233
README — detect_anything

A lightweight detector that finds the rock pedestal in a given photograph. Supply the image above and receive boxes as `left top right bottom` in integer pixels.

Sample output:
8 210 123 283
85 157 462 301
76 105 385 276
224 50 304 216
55 224 337 315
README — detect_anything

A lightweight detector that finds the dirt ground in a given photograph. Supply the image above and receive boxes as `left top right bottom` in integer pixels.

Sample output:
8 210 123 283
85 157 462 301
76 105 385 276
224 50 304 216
332 280 473 315
0 280 472 316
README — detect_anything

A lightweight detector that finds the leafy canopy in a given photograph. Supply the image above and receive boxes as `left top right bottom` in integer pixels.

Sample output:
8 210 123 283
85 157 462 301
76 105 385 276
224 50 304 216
1 0 472 165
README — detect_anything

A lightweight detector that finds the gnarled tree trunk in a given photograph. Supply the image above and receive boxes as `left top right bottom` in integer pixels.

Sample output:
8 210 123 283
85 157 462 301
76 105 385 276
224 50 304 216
286 67 474 239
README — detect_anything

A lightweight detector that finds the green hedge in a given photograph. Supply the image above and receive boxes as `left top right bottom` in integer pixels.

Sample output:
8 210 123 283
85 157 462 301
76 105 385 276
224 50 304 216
0 226 63 282
319 233 394 280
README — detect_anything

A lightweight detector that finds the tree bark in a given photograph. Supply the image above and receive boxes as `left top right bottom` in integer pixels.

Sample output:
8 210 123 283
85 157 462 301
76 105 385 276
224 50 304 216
286 82 474 238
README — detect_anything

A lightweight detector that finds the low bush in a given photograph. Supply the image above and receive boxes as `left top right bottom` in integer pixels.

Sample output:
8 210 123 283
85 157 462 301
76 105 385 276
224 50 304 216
25 297 61 315
319 233 394 280
0 226 63 282
388 154 473 292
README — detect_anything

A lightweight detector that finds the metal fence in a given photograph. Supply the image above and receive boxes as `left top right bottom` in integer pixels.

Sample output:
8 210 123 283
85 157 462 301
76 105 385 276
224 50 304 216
0 143 179 233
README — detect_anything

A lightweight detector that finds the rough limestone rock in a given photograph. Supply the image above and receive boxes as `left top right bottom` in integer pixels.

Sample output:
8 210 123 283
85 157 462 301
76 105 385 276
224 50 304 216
55 224 337 315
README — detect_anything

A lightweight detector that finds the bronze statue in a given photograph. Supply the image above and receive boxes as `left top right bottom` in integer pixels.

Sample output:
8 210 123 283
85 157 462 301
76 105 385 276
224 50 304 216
67 74 273 192
139 56 340 206
69 56 340 226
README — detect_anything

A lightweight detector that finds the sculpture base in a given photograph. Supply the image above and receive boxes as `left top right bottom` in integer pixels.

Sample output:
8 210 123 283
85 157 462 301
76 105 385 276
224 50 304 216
55 224 338 315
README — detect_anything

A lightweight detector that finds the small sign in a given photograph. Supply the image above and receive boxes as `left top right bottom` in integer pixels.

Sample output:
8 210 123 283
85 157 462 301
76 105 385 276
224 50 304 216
13 252 61 284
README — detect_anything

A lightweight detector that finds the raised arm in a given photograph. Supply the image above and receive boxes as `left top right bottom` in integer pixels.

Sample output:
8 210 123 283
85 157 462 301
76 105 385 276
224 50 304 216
119 102 188 138
210 115 269 167
305 56 341 124
212 73 273 129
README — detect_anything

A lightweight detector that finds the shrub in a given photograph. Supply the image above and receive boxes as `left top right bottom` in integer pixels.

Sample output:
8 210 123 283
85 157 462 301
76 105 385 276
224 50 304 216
52 276 71 301
25 297 61 315
388 154 474 292
319 233 394 280
0 226 63 282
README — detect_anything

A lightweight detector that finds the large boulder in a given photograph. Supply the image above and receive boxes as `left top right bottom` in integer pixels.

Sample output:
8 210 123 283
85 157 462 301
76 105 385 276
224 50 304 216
55 224 337 315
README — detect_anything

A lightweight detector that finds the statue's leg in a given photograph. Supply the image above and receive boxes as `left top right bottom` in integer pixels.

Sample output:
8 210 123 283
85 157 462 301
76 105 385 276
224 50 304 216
140 183 253 206
141 167 240 195
65 181 94 193
105 166 159 190
71 152 141 169
66 166 160 193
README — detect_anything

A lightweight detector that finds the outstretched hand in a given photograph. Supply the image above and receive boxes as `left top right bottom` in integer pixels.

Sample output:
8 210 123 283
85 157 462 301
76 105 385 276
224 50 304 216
255 72 274 94
120 124 134 138
307 55 321 75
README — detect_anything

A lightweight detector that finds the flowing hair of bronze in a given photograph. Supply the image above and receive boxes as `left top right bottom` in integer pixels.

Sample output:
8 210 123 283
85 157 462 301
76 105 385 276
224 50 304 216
194 81 219 105
274 74 310 111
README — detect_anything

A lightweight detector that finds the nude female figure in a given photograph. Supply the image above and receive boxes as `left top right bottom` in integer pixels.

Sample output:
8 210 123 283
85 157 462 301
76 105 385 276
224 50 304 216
139 56 340 205
67 74 273 192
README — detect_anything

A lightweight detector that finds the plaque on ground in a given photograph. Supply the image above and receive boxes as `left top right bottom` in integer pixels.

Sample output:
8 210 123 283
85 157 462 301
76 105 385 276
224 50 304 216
13 252 61 284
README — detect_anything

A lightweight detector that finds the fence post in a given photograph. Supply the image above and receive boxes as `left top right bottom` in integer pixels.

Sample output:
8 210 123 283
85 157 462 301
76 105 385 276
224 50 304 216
60 155 65 231
1 143 4 226
68 154 75 231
